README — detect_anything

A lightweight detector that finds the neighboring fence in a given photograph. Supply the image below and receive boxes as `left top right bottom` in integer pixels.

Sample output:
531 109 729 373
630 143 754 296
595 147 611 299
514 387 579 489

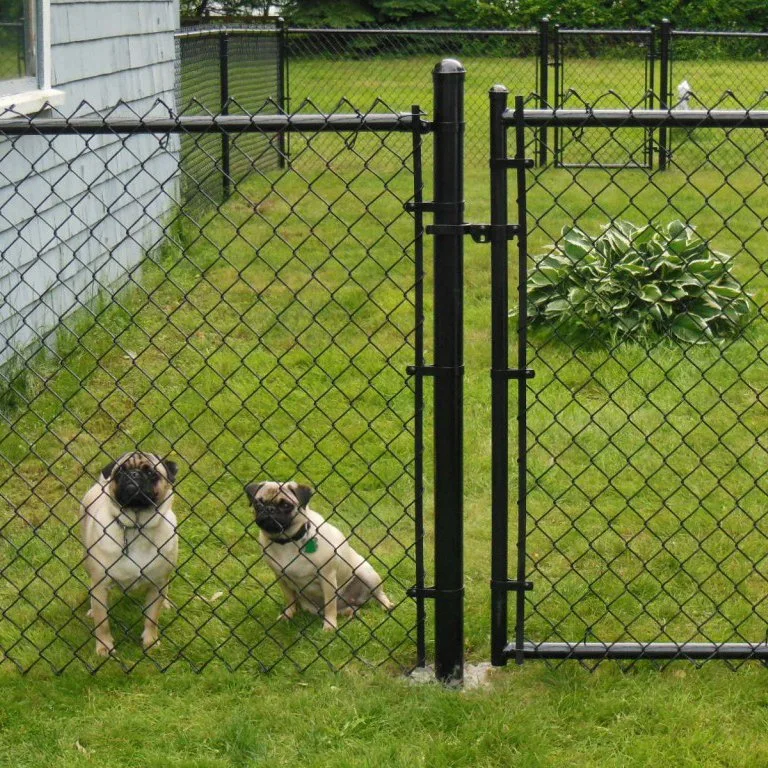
175 26 284 208
176 20 768 175
0 101 430 673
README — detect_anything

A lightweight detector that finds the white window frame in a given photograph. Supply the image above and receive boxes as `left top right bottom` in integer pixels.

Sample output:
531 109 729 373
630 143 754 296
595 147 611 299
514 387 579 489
0 0 64 115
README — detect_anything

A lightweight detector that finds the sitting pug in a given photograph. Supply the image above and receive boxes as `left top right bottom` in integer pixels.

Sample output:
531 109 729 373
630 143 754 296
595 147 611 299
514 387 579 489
80 451 178 656
245 481 394 631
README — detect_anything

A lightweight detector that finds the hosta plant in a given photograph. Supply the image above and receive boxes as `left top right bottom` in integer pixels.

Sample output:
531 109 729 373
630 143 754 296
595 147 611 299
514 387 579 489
525 220 751 345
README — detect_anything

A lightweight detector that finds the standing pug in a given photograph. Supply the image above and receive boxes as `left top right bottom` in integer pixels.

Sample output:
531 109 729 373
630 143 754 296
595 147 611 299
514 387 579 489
80 451 178 656
245 480 394 631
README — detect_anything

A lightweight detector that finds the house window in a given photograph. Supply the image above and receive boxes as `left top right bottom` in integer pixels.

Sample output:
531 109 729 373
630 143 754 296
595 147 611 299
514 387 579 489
0 0 64 114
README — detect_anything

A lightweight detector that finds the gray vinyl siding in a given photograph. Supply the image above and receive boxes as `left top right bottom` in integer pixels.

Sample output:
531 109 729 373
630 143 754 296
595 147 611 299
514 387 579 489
0 0 179 362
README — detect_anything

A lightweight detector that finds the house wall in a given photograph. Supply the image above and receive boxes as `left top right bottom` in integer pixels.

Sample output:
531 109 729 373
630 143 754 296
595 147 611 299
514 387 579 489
0 0 180 364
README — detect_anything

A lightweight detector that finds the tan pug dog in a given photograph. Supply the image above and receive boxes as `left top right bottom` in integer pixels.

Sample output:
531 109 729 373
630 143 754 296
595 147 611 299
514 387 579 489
245 481 394 631
80 451 178 656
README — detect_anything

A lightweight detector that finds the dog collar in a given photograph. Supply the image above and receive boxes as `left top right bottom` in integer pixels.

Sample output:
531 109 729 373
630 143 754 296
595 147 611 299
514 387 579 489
271 521 311 545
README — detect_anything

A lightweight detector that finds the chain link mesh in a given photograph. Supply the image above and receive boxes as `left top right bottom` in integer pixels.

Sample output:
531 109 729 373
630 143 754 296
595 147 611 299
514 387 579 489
0 99 425 673
517 98 768 666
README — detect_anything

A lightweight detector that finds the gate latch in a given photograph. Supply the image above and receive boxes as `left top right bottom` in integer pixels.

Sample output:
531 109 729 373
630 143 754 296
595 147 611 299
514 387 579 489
490 579 533 593
425 223 520 243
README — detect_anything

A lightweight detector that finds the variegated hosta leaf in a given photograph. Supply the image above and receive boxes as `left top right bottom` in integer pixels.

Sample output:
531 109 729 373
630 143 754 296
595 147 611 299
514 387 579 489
521 220 751 345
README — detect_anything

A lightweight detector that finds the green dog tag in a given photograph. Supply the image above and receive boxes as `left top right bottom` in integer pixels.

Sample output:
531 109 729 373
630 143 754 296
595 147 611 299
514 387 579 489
304 537 318 554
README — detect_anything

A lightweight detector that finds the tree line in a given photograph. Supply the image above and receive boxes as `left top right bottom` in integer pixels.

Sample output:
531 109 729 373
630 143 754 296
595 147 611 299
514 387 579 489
181 0 768 32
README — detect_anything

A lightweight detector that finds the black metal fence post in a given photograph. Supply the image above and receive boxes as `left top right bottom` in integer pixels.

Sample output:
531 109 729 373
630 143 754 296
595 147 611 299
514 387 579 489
277 17 288 168
552 23 561 165
432 58 465 684
659 18 671 170
538 17 549 166
489 84 510 666
219 32 231 198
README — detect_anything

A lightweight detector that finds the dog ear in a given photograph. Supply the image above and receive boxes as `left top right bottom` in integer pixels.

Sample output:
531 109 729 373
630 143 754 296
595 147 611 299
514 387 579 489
245 482 266 502
100 460 117 481
290 482 314 508
161 459 178 484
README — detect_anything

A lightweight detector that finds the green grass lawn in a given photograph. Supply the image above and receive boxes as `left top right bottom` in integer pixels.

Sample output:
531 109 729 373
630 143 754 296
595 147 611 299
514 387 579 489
3 54 768 766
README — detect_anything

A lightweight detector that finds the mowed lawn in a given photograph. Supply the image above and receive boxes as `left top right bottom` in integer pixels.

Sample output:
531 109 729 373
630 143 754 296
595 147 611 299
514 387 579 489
3 54 768 766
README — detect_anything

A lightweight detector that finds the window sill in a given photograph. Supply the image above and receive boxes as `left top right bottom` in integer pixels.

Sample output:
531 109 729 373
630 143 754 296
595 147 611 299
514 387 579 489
0 88 66 118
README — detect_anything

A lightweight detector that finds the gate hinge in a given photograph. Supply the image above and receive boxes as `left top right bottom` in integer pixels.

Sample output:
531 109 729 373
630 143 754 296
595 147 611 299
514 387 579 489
491 368 536 380
425 223 520 243
490 579 533 592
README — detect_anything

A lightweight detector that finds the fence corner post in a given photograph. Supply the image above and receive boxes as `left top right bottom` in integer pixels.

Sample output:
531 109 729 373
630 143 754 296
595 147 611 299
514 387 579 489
432 58 465 685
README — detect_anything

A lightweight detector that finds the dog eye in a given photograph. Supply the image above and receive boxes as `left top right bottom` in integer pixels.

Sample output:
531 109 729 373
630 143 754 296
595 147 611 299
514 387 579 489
279 501 292 511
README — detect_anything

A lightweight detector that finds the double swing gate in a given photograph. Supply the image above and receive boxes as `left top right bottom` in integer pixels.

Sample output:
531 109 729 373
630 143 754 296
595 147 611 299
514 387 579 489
3 58 768 681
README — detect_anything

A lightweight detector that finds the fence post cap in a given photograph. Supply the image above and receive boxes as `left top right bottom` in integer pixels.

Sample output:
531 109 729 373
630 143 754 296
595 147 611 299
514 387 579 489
433 59 465 75
490 84 509 94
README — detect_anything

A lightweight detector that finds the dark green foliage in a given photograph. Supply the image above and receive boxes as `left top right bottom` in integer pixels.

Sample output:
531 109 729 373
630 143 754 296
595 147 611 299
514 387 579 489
526 220 751 345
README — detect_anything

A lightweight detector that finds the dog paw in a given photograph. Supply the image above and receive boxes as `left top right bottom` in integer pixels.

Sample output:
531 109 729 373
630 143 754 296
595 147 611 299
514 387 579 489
322 620 338 632
95 639 114 657
280 608 297 621
142 630 160 650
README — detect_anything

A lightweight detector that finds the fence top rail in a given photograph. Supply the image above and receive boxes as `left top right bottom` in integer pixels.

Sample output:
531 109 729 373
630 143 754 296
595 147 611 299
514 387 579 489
508 107 768 128
0 112 431 135
557 28 654 35
175 25 277 38
285 26 538 37
672 29 768 39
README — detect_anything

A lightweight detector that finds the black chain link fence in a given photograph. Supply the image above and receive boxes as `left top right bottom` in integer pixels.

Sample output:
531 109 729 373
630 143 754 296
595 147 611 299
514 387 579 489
0 100 427 673
175 27 284 210
0 21 26 81
516 99 768 666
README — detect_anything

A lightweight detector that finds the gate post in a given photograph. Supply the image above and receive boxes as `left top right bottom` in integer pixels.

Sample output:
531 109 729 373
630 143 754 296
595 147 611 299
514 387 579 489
489 84 510 666
218 32 231 199
277 17 288 168
432 59 465 684
538 17 549 166
659 18 671 170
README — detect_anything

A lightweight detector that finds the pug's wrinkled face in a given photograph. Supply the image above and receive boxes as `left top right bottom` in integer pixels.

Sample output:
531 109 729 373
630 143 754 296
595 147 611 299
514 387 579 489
245 481 313 535
102 452 178 510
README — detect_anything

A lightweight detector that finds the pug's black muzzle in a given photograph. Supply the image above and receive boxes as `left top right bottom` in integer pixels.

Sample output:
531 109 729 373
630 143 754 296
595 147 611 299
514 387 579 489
115 470 158 509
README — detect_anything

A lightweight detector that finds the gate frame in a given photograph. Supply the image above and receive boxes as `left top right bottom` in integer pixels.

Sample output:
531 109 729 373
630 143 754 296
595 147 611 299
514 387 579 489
489 99 768 665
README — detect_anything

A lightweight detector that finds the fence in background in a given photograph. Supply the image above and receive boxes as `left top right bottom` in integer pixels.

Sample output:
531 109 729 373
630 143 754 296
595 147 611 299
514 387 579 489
0 20 27 81
175 27 284 208
176 21 768 177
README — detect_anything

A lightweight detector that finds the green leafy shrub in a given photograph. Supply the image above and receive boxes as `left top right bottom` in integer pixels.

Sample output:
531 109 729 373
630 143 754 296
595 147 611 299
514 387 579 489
526 220 751 345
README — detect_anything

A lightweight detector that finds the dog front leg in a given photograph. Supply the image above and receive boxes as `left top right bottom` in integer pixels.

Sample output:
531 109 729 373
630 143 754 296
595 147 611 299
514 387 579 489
320 569 338 631
89 579 114 657
142 584 165 650
277 579 298 621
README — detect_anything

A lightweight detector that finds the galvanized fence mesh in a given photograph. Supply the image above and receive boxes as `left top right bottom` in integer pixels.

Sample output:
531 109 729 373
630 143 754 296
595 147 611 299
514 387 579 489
0 101 426 673
514 100 768 665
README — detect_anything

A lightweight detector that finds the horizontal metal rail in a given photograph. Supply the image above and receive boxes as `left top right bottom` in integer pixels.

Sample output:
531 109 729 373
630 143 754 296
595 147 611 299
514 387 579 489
509 642 768 660
674 29 768 39
507 108 768 128
286 27 538 37
0 113 431 136
175 26 277 38
558 28 653 36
